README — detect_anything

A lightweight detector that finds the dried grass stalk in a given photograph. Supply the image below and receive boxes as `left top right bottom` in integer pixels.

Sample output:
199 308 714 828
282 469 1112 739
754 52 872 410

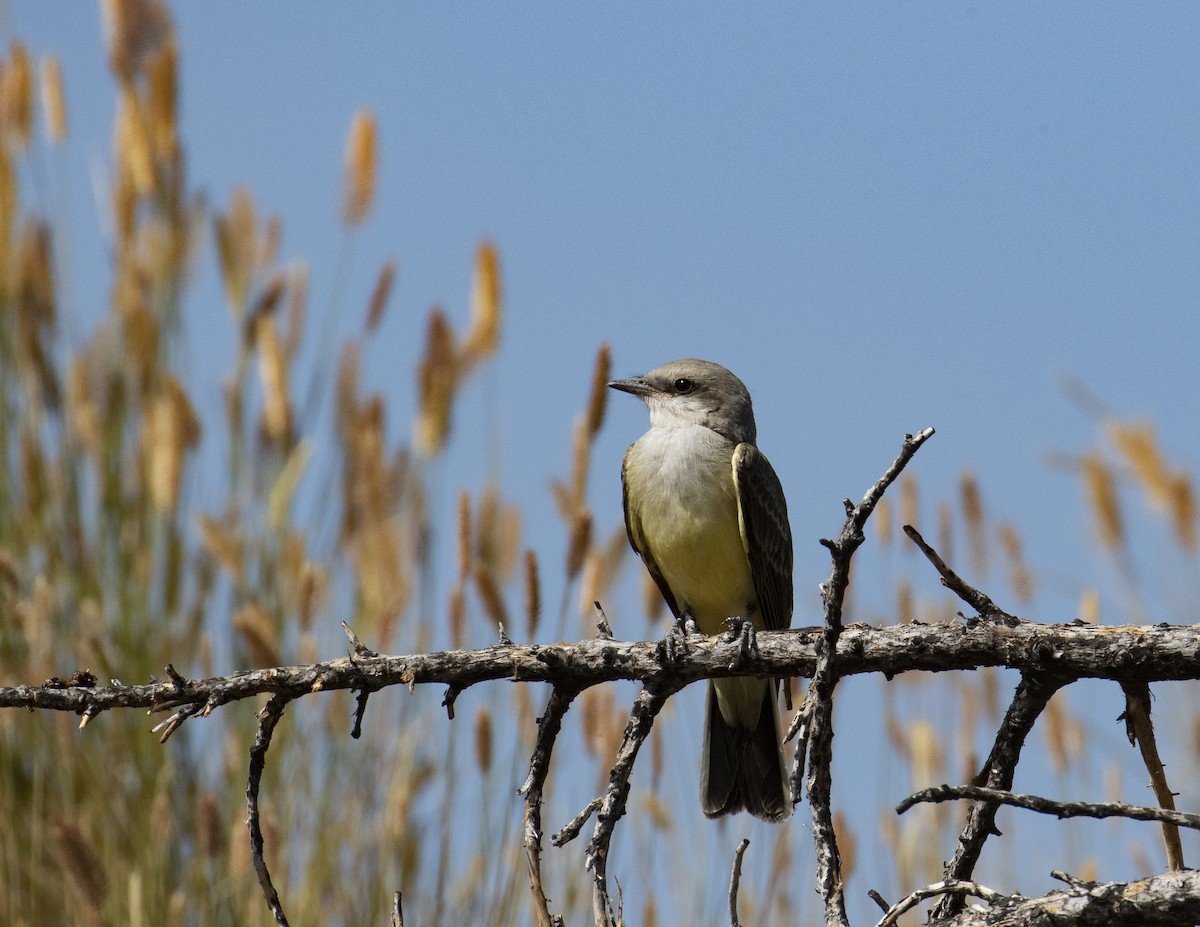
365 258 397 334
39 55 67 143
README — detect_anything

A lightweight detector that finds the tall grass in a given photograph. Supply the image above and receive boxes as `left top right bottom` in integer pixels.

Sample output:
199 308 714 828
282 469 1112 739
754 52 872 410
1 5 1198 926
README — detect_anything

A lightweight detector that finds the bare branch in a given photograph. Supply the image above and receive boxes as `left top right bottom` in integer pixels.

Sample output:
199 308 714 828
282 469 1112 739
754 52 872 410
927 869 1200 927
1120 680 1185 869
521 685 579 927
247 693 292 927
877 878 1008 927
802 427 935 927
903 524 1016 624
728 838 750 927
900 783 1200 830
934 672 1065 917
5 620 1200 724
585 681 680 927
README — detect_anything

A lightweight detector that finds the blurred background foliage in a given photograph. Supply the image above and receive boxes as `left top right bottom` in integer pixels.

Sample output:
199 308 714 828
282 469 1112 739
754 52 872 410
0 3 1197 926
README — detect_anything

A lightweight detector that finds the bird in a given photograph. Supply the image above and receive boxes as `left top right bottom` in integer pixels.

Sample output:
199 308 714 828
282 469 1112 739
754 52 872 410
609 358 793 821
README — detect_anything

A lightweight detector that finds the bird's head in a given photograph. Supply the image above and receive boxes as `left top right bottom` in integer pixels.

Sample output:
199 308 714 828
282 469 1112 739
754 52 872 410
608 357 756 444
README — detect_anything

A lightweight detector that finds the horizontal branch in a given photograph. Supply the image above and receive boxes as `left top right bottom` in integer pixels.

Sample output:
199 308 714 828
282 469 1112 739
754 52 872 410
3 619 1199 720
929 868 1200 927
900 784 1200 831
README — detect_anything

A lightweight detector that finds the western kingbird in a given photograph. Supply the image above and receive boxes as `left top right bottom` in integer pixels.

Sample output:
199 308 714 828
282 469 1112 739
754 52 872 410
609 358 793 821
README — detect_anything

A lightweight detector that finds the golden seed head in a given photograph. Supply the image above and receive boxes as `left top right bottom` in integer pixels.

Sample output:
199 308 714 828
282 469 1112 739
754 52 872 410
1169 471 1196 551
875 496 892 546
215 187 258 316
833 810 857 882
473 706 493 773
998 522 1034 603
102 0 173 82
2 42 34 151
255 314 293 445
585 343 612 437
416 308 458 454
900 474 918 529
1078 588 1100 624
565 508 592 580
465 240 501 360
143 375 201 513
233 602 281 668
895 577 913 625
936 500 952 568
449 584 466 650
115 85 154 196
1081 452 1123 551
1107 420 1170 510
473 564 509 630
523 549 541 638
39 55 67 144
147 39 177 157
456 490 472 583
568 418 591 514
365 258 397 334
342 108 378 226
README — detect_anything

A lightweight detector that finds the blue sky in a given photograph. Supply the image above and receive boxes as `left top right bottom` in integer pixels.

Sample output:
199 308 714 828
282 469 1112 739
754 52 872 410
11 2 1200 922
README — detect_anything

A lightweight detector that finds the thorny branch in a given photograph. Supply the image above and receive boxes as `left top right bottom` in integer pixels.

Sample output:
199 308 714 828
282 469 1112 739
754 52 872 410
581 681 681 927
934 671 1065 918
795 426 936 927
519 684 579 927
247 693 293 927
7 620 1200 720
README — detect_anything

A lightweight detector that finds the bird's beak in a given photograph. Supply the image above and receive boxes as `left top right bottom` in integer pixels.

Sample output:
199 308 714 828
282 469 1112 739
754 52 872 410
607 375 652 397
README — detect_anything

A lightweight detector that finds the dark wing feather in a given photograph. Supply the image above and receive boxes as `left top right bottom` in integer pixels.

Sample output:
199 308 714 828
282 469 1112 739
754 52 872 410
621 450 681 619
732 444 793 631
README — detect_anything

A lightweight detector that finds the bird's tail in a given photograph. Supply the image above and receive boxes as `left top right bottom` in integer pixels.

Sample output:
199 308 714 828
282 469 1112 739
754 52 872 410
700 678 791 821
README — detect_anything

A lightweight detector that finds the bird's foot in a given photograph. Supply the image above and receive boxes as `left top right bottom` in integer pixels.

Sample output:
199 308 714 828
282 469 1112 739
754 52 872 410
722 617 758 667
661 614 698 664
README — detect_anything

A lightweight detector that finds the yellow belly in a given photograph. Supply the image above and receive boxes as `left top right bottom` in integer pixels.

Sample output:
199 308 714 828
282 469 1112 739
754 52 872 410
627 426 758 636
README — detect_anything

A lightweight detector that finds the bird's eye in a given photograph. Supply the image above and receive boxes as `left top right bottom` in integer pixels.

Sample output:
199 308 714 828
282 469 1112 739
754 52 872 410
673 378 694 394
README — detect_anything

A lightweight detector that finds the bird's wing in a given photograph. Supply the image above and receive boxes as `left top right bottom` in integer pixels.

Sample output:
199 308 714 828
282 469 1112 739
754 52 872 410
621 449 682 619
732 444 793 631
